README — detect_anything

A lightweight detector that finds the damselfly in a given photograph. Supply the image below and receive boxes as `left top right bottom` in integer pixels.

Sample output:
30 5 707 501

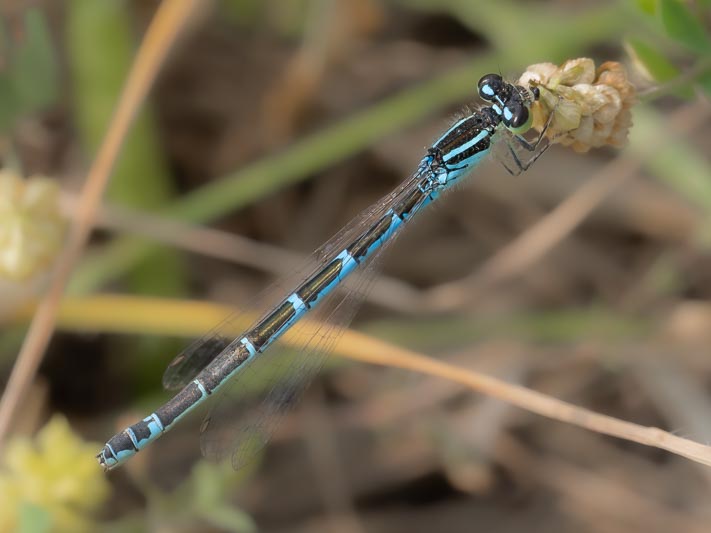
98 72 552 471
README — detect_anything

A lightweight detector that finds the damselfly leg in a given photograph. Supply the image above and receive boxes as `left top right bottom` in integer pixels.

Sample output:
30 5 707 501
499 94 559 175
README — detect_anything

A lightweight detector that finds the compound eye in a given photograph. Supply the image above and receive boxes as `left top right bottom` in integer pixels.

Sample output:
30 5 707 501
503 104 532 134
477 73 503 101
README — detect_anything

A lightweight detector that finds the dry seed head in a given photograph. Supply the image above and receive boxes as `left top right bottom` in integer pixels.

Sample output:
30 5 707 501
0 170 67 282
518 58 636 152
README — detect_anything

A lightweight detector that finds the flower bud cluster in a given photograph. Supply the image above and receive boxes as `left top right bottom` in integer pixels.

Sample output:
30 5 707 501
518 58 636 152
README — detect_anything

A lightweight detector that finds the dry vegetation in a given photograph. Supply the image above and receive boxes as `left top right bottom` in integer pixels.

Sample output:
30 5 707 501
2 1 711 532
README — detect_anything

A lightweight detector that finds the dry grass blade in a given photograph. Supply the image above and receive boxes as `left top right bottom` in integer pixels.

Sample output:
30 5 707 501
10 294 711 469
0 0 203 446
332 328 711 469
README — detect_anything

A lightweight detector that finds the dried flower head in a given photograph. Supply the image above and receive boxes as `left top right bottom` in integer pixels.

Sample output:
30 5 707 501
518 58 636 152
0 170 67 282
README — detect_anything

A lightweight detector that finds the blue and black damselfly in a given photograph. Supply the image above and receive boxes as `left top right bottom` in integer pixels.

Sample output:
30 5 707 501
98 72 553 471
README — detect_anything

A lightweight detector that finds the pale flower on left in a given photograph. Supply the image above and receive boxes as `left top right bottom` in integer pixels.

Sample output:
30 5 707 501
0 415 111 532
0 170 67 282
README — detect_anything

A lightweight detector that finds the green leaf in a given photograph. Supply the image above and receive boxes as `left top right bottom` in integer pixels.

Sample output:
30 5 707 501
0 10 6 44
0 76 17 130
19 503 52 533
189 461 257 533
697 69 711 98
660 0 711 55
201 506 256 533
626 37 680 81
0 9 56 131
192 461 227 508
625 37 694 98
221 0 262 25
12 9 56 110
67 0 187 339
634 0 657 15
630 106 711 248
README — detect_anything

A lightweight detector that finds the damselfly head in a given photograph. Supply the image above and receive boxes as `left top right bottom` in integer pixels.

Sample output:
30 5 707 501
477 73 535 134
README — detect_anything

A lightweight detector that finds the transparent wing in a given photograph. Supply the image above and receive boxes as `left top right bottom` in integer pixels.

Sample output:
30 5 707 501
199 211 412 469
161 163 428 391
163 324 236 391
194 166 432 469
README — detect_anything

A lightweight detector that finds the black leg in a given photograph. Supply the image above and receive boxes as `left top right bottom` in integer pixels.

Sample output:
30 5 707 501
503 142 525 176
515 107 557 153
514 92 562 153
499 131 551 175
501 94 561 174
514 139 550 171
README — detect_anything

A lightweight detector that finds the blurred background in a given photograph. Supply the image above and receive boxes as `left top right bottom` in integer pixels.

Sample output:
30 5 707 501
2 0 711 531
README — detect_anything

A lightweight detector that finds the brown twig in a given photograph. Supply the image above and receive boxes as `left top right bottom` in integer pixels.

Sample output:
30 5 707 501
0 0 203 446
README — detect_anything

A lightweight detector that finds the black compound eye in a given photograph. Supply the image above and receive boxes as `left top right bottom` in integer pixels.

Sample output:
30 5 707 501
509 105 528 128
503 103 531 133
477 73 503 101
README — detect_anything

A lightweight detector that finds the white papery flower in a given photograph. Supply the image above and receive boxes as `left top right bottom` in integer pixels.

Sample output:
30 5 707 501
518 58 636 152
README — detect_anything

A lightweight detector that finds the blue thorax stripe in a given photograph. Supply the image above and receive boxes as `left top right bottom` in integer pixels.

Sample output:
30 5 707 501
434 116 468 146
443 130 488 163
